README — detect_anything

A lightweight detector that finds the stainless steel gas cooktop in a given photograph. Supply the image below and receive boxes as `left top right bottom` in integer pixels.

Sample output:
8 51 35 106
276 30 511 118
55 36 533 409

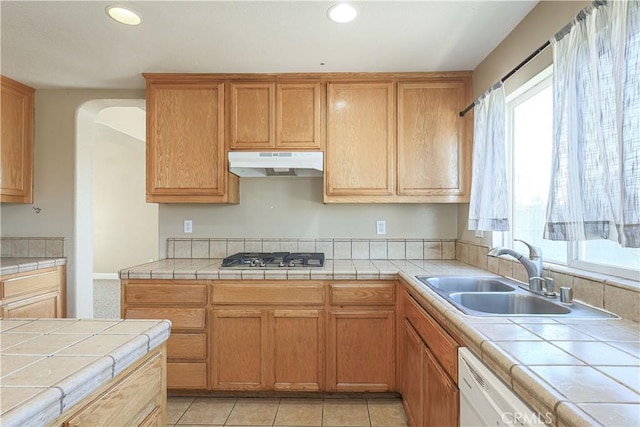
221 252 325 269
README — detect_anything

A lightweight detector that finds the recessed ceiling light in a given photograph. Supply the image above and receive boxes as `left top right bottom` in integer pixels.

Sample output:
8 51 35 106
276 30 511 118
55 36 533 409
105 5 142 26
327 3 357 23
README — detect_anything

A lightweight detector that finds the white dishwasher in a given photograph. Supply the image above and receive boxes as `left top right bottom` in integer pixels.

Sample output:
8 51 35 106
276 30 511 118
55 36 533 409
458 348 549 427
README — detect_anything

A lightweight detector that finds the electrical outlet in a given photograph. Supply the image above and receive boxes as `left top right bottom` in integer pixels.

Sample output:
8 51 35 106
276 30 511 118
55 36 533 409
183 220 193 234
376 220 386 235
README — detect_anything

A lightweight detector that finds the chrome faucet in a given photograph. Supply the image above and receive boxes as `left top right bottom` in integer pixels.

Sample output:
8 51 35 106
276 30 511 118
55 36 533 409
487 239 545 294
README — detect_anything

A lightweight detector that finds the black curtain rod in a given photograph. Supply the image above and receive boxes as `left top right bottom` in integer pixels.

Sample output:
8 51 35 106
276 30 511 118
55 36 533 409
459 40 551 117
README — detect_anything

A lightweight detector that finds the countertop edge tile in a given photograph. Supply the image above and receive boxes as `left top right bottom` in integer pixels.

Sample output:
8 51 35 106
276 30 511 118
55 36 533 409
0 387 63 427
556 401 603 427
146 320 172 351
109 334 152 376
57 356 113 412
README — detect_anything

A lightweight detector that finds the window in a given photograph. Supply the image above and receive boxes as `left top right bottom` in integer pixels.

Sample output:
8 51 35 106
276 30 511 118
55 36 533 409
496 67 640 281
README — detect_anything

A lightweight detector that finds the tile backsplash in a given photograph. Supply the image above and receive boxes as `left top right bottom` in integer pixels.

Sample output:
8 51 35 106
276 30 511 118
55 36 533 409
163 237 639 322
0 237 66 258
166 238 457 261
455 240 640 323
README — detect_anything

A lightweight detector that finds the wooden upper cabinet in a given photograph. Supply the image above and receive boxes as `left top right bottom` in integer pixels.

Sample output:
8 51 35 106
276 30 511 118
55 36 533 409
397 78 471 202
229 82 323 150
277 83 323 150
145 77 238 203
229 82 275 149
1 76 34 204
325 81 395 201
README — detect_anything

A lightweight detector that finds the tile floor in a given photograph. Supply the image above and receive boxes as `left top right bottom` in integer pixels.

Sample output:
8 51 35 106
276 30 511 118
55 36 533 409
167 396 409 427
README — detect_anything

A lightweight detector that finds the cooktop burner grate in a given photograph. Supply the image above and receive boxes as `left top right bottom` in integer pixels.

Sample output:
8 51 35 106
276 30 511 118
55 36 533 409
221 252 325 269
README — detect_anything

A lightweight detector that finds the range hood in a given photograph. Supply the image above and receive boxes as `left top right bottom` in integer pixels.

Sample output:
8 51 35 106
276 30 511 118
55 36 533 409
228 151 323 177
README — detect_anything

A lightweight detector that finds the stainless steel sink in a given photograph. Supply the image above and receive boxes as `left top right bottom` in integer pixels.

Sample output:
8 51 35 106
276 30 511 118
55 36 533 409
416 276 516 293
415 275 618 318
448 292 571 315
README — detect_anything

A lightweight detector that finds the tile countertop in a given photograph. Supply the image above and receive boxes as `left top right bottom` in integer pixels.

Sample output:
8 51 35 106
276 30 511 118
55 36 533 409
120 258 640 426
0 257 67 276
0 318 171 426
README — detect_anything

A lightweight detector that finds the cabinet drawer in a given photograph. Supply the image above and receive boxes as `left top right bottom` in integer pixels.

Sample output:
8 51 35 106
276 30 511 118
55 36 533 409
1 268 60 299
63 351 163 426
167 362 207 389
330 282 395 305
125 307 206 330
403 292 458 381
124 282 206 305
212 282 324 305
167 333 207 360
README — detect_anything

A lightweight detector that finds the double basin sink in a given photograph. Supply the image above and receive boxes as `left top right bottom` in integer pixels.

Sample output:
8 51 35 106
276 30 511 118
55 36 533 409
416 275 617 318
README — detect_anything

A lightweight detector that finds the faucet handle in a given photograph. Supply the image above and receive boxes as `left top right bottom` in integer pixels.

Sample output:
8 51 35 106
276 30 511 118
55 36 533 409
528 276 545 293
544 277 556 297
514 239 542 259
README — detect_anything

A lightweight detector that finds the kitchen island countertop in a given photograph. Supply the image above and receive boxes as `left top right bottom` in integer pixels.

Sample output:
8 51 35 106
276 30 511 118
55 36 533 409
0 318 171 426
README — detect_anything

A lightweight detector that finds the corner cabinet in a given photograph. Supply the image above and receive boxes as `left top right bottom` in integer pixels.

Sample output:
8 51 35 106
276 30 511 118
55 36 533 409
1 75 35 204
144 75 238 203
401 288 459 426
397 79 471 201
229 81 323 150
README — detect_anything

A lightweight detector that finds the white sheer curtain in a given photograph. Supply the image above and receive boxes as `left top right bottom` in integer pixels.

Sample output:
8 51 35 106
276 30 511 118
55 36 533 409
545 0 640 248
468 83 509 232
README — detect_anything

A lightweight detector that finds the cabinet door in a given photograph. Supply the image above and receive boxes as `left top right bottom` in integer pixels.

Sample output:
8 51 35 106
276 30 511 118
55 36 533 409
397 80 471 201
2 291 60 318
146 79 231 203
1 76 34 203
423 345 459 427
327 310 395 391
277 83 323 150
229 82 275 149
212 309 268 390
325 82 395 200
402 320 424 427
271 309 323 391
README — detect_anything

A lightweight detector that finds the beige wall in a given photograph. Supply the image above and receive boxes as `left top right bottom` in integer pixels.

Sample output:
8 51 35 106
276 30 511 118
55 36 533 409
158 179 458 257
457 0 591 244
93 107 158 273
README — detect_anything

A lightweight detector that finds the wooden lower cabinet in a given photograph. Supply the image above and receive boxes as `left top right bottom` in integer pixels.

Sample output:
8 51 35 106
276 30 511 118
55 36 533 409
424 344 459 426
403 320 425 427
402 290 459 427
211 309 267 390
1 267 66 318
327 310 395 392
121 280 208 390
211 307 323 391
272 309 323 391
57 344 166 427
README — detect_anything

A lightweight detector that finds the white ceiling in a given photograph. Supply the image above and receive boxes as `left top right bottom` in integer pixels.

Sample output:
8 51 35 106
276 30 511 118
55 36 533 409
0 0 538 90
